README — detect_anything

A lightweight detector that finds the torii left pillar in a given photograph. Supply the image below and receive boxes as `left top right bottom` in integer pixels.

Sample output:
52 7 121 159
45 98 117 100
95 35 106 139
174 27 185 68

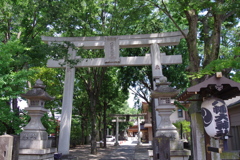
137 116 142 145
58 48 76 155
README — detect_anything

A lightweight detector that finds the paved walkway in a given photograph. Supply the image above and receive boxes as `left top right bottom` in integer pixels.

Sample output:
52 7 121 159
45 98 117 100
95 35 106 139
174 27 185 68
66 140 152 160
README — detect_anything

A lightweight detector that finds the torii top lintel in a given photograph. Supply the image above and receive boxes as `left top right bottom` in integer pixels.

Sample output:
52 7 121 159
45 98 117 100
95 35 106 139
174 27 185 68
42 30 187 68
41 30 187 49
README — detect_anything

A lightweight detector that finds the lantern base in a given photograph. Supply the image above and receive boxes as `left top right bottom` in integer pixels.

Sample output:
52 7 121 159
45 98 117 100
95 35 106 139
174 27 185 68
155 129 179 139
19 148 56 160
19 130 56 159
20 131 48 140
156 130 182 150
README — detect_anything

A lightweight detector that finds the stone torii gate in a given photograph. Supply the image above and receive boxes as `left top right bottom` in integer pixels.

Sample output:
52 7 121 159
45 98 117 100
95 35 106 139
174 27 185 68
111 113 146 146
41 30 187 155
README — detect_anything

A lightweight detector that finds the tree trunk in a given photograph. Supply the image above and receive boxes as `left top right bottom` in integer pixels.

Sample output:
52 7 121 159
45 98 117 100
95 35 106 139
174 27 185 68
10 98 19 134
81 121 85 145
184 9 200 77
98 114 102 141
211 14 222 60
201 16 212 68
90 92 97 154
103 103 107 148
202 13 222 69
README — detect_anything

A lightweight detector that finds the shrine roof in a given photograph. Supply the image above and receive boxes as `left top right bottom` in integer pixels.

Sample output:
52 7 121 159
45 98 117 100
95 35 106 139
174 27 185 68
128 124 148 132
177 73 240 101
228 99 240 108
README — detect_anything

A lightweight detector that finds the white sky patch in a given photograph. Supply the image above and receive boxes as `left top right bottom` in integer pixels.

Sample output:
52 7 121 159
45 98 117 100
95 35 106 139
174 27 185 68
127 88 144 108
199 11 208 16
18 98 28 109
128 90 135 108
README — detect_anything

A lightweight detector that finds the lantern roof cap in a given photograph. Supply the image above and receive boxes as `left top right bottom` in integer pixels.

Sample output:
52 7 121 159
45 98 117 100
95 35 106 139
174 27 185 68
21 79 54 101
33 79 46 89
151 82 179 98
177 73 240 101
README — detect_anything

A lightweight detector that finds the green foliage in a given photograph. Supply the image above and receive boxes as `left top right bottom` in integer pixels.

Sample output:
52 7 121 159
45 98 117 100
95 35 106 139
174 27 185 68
161 40 190 89
0 0 64 134
70 116 84 147
28 67 64 102
173 120 191 141
174 101 188 111
0 103 30 135
0 70 37 100
188 46 240 81
117 48 153 108
41 113 59 135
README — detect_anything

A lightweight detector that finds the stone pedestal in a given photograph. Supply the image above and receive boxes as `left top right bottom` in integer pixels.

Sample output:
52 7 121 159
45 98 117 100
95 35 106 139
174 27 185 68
19 80 56 160
19 108 56 160
155 104 190 159
155 105 179 145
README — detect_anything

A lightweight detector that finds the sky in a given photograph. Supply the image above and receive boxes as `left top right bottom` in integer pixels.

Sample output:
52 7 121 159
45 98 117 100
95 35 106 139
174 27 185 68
127 91 135 108
19 98 28 110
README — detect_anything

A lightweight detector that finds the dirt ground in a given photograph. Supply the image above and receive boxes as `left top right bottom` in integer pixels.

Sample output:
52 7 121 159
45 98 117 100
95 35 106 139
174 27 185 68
68 144 118 160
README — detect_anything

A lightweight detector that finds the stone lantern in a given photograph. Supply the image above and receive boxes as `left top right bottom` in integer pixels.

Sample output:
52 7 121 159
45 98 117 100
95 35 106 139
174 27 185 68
151 77 183 150
152 81 179 136
18 79 56 160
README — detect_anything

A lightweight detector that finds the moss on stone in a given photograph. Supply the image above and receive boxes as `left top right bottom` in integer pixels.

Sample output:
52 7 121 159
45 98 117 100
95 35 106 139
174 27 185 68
220 151 240 159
